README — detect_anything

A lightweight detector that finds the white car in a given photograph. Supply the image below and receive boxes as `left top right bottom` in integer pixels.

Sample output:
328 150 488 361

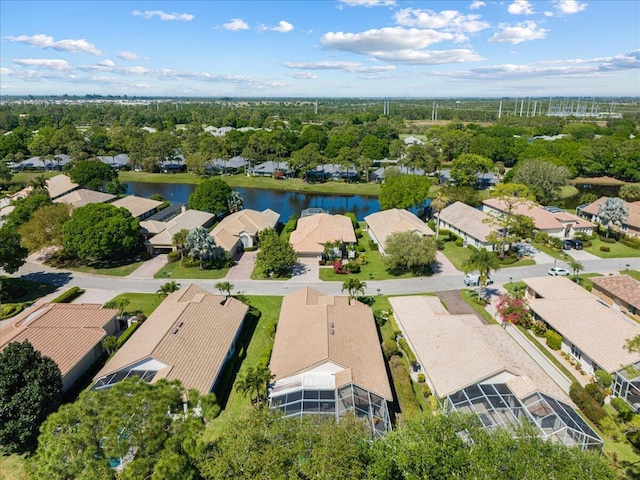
463 273 494 286
548 267 570 276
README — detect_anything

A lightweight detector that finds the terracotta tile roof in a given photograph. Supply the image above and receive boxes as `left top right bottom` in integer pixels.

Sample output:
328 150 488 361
289 213 357 255
580 196 640 230
524 277 640 373
522 275 591 300
110 195 163 219
437 201 495 242
590 275 640 310
94 285 248 394
142 209 215 248
0 303 117 376
45 174 79 199
211 208 280 251
483 198 594 231
365 209 434 248
269 287 392 400
53 188 116 209
390 296 570 401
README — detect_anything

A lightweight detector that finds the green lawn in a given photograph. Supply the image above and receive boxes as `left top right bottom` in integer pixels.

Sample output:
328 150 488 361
585 238 640 258
105 292 163 318
45 255 145 277
0 276 57 303
602 405 640 479
439 241 473 271
119 171 381 197
460 289 498 325
0 454 28 480
532 242 569 261
622 270 640 281
154 261 228 279
203 295 282 441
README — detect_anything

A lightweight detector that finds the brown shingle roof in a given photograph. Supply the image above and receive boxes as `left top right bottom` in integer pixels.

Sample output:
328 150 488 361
211 208 280 251
437 201 495 242
364 208 434 249
269 287 392 400
0 303 117 376
110 195 163 219
289 214 356 255
591 275 640 309
94 285 248 394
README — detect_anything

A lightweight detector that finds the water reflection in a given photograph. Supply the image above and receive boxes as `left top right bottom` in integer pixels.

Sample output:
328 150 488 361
127 181 381 220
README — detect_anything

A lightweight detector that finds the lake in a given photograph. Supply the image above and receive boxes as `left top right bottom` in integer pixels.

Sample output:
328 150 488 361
127 181 382 221
563 184 621 209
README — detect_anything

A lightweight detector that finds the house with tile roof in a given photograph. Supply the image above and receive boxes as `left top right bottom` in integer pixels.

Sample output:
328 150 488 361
436 201 496 250
110 195 164 220
289 213 356 257
53 188 116 210
140 208 215 253
365 208 434 255
45 174 80 200
269 287 393 436
210 208 280 255
93 285 248 394
591 275 640 322
483 198 595 238
0 303 119 391
389 295 603 450
577 196 640 238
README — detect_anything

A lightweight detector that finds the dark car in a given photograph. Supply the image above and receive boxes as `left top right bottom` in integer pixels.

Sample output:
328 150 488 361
562 240 572 250
570 239 584 250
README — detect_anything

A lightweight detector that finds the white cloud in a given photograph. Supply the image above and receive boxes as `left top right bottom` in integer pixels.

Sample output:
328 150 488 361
270 21 294 33
338 0 396 7
283 60 396 72
544 11 554 17
222 18 250 31
489 21 547 44
508 0 534 15
469 1 486 9
393 8 489 33
286 72 318 79
5 34 102 55
0 68 15 75
132 10 194 21
117 51 140 61
553 0 587 14
97 59 115 68
12 58 72 71
372 48 484 64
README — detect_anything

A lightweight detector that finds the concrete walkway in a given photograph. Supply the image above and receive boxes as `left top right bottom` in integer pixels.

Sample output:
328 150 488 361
126 254 167 278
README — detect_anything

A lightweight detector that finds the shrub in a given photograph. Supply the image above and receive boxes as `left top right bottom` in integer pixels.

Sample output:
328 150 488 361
344 212 358 229
117 322 141 348
600 246 611 253
0 303 24 320
344 261 361 274
382 340 399 359
594 370 612 388
585 383 606 406
420 383 431 398
333 260 345 274
417 373 426 383
569 382 607 425
610 397 635 422
200 393 222 421
398 338 417 365
600 236 616 244
437 228 450 238
455 238 463 247
530 320 548 337
356 245 366 253
140 250 152 261
496 292 532 327
628 430 640 450
534 231 549 244
622 239 640 249
581 240 592 248
369 240 379 252
545 330 562 350
427 220 436 231
167 251 180 263
50 286 85 304
355 228 362 238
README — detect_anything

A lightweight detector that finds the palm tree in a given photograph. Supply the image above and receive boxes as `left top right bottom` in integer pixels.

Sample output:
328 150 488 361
172 229 189 263
234 365 272 408
185 226 218 270
157 281 181 298
215 281 234 298
342 278 367 304
29 175 48 192
568 259 584 282
463 248 501 300
431 191 450 241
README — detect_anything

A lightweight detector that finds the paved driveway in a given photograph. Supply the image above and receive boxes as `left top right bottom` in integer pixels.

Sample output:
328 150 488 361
435 290 487 325
225 251 257 280
290 257 319 282
127 254 167 278
431 252 458 276
568 248 601 262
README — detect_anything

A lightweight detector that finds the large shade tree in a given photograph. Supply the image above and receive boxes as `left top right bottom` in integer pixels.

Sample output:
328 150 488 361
188 178 233 218
597 197 629 238
379 175 432 210
512 159 569 205
0 340 62 453
68 159 118 191
383 231 437 274
450 153 493 188
18 202 71 252
255 228 298 278
62 203 140 261
0 227 28 274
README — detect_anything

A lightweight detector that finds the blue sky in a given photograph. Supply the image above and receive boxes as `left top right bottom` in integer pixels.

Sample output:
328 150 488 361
1 0 638 97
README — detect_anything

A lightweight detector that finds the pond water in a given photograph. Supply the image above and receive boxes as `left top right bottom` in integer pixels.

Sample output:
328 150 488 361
127 181 382 221
562 184 621 209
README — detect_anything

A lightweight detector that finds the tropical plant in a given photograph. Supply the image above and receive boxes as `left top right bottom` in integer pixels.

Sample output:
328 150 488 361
234 365 272 408
215 281 234 298
463 248 500 299
597 197 629 238
341 278 366 303
172 228 189 263
102 335 118 355
431 191 450 241
157 281 181 298
103 297 130 317
567 258 584 281
228 190 244 213
185 226 218 269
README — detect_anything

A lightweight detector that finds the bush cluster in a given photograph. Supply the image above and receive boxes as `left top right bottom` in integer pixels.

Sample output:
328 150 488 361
600 246 611 252
369 240 378 251
398 338 417 365
344 212 358 229
50 286 85 304
167 251 180 263
0 303 24 320
585 383 606 406
200 393 221 421
382 339 399 359
117 322 141 348
610 397 635 422
569 382 607 426
545 330 562 350
600 236 616 244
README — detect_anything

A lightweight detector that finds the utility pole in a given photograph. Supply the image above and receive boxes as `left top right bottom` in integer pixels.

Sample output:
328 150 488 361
498 100 503 119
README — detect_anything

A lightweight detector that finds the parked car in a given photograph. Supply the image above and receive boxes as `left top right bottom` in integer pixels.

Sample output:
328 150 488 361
548 267 570 276
464 273 494 286
570 239 583 250
562 240 573 250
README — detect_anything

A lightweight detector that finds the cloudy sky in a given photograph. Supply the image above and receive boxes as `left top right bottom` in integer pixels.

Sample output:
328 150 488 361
1 0 638 97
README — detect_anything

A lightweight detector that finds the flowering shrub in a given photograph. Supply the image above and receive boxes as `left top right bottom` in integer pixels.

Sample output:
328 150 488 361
333 260 345 274
495 292 532 327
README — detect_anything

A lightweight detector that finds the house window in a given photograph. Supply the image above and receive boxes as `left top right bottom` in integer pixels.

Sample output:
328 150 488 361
570 344 582 361
630 305 637 315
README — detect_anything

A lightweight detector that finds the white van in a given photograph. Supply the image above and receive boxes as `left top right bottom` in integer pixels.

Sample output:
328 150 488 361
463 273 494 286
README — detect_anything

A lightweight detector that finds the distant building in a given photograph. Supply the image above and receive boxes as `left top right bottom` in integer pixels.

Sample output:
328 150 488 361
140 208 215 253
110 195 164 220
54 189 116 210
248 161 292 177
437 202 496 250
577 196 640 238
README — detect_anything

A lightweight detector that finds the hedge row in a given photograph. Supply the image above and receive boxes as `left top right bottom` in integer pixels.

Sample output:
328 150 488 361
50 287 85 304
569 382 607 426
398 338 417 365
117 322 141 348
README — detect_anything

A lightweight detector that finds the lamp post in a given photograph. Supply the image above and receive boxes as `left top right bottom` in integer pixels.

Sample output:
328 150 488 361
626 264 631 271
509 276 512 286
